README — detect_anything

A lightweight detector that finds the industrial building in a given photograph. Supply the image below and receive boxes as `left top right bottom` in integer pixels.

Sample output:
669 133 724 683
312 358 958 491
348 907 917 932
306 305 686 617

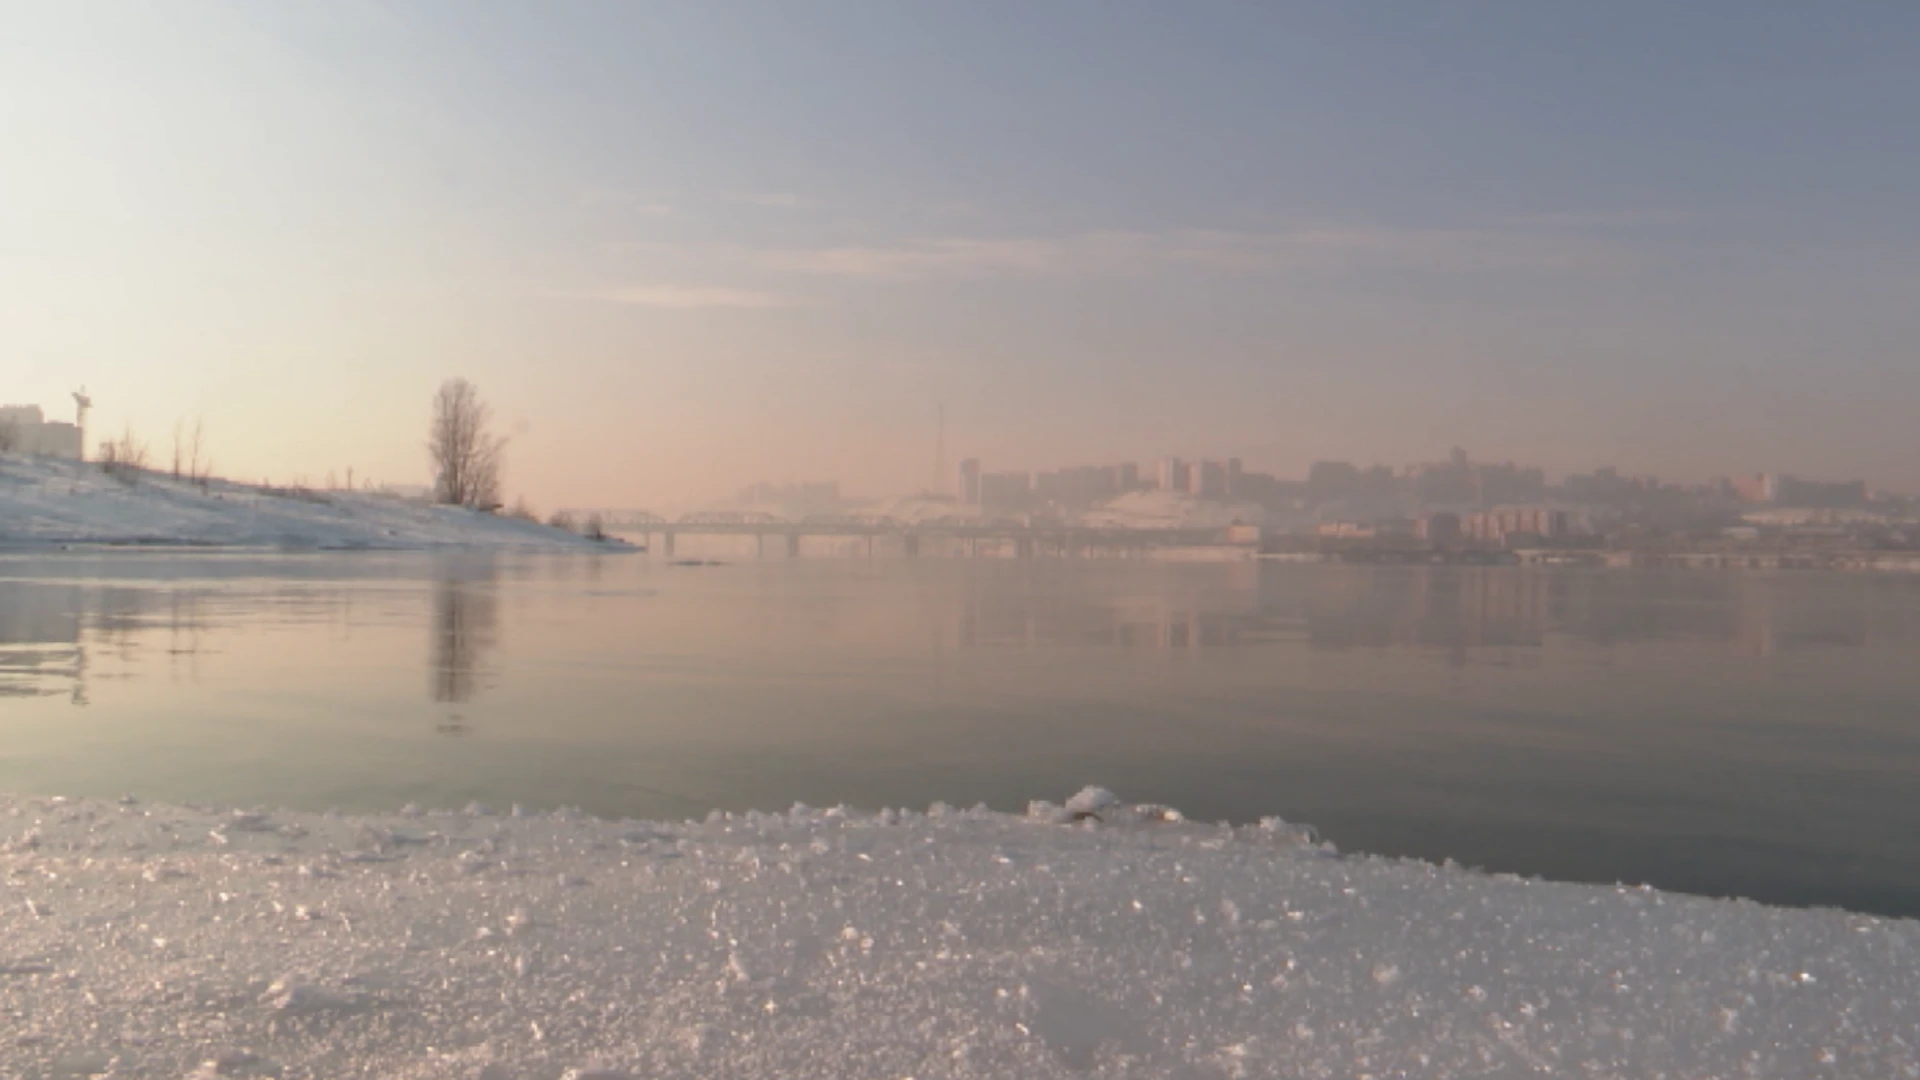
0 404 84 460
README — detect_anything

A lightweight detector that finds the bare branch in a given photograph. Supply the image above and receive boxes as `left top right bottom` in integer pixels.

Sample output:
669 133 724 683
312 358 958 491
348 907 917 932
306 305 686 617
100 426 149 481
428 378 508 510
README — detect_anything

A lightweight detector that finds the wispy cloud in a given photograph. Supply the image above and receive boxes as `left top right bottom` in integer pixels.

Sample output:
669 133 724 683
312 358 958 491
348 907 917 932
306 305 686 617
736 192 805 208
577 188 676 216
1494 208 1713 230
746 225 1627 281
578 285 796 309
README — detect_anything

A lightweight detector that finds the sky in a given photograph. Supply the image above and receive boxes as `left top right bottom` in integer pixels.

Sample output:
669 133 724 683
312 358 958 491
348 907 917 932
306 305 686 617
4 2 1919 508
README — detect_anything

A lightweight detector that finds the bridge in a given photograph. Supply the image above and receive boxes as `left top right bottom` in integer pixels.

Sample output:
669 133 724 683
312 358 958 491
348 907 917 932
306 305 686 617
556 509 1231 558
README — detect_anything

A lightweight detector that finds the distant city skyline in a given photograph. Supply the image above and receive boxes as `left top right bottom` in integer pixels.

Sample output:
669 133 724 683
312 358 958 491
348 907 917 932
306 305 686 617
746 444 1885 510
6 3 1919 506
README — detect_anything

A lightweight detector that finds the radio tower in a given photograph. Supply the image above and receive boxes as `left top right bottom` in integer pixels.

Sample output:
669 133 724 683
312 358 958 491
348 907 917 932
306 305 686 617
932 401 947 498
72 388 92 463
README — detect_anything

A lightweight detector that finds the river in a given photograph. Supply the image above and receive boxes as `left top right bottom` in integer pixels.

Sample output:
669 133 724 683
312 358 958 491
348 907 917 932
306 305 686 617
4 548 1919 915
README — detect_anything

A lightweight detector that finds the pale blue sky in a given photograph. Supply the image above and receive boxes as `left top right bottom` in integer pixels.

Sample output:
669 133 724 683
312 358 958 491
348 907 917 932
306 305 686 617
4 2 1917 505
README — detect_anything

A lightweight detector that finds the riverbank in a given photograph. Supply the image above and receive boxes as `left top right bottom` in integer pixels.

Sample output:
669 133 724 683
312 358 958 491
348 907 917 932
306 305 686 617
1 789 1912 1078
0 455 616 551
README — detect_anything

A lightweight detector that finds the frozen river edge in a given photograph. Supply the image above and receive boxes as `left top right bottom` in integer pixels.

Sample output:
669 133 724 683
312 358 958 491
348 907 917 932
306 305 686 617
2 790 1914 1079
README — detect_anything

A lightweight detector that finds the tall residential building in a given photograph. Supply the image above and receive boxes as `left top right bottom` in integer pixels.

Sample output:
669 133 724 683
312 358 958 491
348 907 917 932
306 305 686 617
956 458 982 506
1157 457 1189 493
1190 459 1229 498
979 471 1031 510
1731 473 1775 503
1728 472 1864 507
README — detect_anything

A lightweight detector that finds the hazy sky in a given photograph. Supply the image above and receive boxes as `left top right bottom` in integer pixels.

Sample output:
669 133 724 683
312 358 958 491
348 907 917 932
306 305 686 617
5 2 1918 507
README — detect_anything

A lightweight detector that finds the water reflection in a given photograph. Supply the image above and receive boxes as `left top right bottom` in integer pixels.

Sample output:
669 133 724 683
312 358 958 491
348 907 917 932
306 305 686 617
7 563 1919 704
940 565 1920 660
1300 569 1550 663
9 555 1920 916
0 581 83 700
0 577 253 704
429 564 498 726
0 581 209 703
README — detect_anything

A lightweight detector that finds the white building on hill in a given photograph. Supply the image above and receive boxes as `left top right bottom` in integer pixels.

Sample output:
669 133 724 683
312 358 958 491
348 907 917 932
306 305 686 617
0 405 84 459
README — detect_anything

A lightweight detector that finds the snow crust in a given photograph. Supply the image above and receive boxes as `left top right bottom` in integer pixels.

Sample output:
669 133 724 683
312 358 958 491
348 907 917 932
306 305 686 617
0 456 605 550
2 789 1915 1079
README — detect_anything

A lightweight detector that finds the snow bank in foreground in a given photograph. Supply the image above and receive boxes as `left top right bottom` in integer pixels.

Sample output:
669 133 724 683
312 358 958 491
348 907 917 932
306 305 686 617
2 790 1915 1080
0 455 608 550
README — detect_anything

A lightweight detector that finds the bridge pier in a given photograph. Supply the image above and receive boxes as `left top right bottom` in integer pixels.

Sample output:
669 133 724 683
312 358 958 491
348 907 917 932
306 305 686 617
662 532 675 558
1016 537 1035 559
787 533 802 558
866 536 875 559
904 533 920 558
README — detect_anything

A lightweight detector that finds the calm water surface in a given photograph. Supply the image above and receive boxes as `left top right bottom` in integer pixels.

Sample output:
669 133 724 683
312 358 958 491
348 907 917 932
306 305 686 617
5 549 1920 916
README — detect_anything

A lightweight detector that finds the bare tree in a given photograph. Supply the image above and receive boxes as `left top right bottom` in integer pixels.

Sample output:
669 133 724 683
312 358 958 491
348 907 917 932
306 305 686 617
99 425 149 479
169 417 213 487
427 378 507 510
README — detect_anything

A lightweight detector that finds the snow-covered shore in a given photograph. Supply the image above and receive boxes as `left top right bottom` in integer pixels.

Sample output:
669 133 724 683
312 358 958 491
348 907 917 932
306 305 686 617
2 790 1912 1079
0 455 611 551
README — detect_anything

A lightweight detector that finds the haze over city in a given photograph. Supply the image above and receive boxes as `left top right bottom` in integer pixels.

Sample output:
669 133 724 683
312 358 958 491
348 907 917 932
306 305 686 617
6 2 1919 509
17 7 1920 1076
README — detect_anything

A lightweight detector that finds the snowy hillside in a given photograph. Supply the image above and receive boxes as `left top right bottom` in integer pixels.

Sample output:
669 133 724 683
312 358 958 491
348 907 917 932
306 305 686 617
1 788 1912 1078
0 454 609 550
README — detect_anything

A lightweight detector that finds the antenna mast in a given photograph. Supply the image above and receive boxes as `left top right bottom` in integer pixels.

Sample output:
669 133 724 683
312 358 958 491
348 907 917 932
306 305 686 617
72 388 92 463
933 400 947 498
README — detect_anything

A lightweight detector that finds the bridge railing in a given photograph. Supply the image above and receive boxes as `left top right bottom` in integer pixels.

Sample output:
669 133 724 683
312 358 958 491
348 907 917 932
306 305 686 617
557 510 668 529
676 511 787 526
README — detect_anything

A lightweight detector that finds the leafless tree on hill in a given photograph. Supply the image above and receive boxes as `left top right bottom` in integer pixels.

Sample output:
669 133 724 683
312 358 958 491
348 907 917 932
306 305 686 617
171 417 212 485
99 426 150 480
428 378 507 510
